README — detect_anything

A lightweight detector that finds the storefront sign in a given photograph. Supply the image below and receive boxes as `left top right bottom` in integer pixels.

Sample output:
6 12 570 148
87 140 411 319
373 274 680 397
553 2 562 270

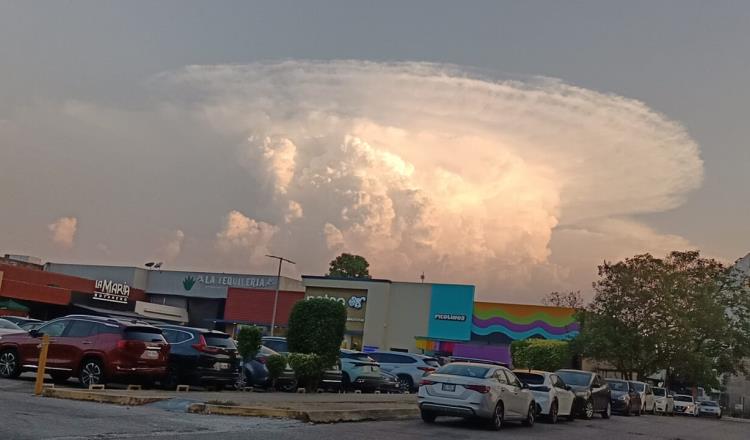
307 293 367 310
93 279 131 304
433 313 467 322
182 274 276 291
146 271 278 299
427 284 475 341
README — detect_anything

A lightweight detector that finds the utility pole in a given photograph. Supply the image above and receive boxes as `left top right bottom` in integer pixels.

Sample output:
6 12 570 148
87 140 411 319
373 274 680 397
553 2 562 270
266 254 295 337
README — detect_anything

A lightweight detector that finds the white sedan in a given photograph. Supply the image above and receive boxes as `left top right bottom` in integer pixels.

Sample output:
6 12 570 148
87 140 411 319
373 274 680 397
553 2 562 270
652 387 675 415
418 362 537 430
698 401 722 418
673 394 699 416
514 370 576 423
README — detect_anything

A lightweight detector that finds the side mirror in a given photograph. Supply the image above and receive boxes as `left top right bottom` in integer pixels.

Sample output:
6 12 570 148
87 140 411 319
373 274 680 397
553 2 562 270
29 329 40 338
667 395 674 399
565 385 572 391
521 382 529 389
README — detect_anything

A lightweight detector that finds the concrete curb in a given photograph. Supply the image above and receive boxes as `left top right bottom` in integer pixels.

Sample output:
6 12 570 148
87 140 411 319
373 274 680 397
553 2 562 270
41 387 170 406
188 403 420 423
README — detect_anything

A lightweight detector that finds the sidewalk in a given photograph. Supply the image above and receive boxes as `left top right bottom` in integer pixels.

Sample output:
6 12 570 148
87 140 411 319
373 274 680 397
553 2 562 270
41 385 419 423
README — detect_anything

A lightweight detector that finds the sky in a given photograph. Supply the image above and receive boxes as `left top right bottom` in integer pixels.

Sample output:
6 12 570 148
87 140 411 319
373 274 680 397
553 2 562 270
0 1 748 302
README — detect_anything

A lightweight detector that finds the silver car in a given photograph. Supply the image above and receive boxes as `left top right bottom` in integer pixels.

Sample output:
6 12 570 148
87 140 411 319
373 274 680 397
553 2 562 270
698 400 722 418
418 362 536 430
652 387 674 415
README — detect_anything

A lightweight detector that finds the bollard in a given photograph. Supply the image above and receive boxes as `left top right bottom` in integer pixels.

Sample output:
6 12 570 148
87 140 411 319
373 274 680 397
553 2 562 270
296 388 306 393
34 334 50 396
176 385 190 392
89 384 105 390
127 384 142 391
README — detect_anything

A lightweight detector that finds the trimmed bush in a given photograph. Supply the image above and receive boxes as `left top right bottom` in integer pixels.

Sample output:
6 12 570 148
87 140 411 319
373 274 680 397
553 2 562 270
266 354 287 388
287 298 346 367
288 353 325 392
236 325 262 361
511 339 571 372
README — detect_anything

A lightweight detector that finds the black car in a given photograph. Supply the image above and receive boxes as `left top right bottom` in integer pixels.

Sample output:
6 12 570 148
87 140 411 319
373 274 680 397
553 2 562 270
555 369 611 419
158 325 240 390
378 371 402 394
606 379 642 416
261 336 343 392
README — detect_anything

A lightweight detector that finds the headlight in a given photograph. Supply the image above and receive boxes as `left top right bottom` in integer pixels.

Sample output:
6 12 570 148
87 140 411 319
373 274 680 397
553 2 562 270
575 391 590 398
618 394 629 401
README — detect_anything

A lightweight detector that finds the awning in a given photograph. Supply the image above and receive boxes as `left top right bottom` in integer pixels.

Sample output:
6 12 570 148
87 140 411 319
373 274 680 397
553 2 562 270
0 298 30 312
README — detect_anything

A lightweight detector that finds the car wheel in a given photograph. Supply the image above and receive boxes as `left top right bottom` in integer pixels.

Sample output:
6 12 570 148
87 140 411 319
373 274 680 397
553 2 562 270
50 372 70 384
549 400 559 424
635 404 641 417
651 404 657 415
624 402 632 416
523 402 535 427
0 350 21 379
397 374 413 393
421 409 436 424
342 372 351 391
490 402 504 431
602 401 611 419
162 369 180 390
583 399 594 419
79 358 105 388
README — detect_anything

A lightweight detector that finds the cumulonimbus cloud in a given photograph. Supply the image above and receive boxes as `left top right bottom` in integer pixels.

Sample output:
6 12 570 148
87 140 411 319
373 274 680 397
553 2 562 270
48 216 78 249
158 61 703 297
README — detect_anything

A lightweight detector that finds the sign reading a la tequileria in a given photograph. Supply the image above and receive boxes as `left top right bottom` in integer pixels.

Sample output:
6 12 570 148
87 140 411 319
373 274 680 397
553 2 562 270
93 280 130 304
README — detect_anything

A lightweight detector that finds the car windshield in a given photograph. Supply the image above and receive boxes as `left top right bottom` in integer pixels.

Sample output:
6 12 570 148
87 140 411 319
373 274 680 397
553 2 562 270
0 319 21 330
263 339 288 353
675 395 693 402
203 333 236 348
556 371 591 386
514 372 545 385
653 388 666 397
701 401 718 407
630 382 645 392
607 381 629 392
124 328 166 342
437 364 489 378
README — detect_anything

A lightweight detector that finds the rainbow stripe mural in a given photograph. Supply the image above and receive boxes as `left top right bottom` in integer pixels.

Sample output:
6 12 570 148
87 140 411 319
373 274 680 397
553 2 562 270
472 302 580 342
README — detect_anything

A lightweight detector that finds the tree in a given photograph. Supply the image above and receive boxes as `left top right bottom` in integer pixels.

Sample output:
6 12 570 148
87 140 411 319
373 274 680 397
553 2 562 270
575 251 750 389
287 298 347 368
236 325 262 361
266 354 288 389
511 340 571 372
541 291 585 310
327 253 371 279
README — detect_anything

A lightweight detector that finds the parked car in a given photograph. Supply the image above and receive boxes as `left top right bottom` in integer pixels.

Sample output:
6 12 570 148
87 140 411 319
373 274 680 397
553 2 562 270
629 380 655 413
0 318 25 336
258 336 343 392
555 369 611 419
673 394 699 416
0 316 42 328
367 351 440 392
447 356 508 367
378 371 403 394
158 324 239 390
606 379 642 416
19 320 45 331
418 362 536 430
340 349 382 392
698 400 722 418
652 387 675 415
514 370 576 423
0 315 168 387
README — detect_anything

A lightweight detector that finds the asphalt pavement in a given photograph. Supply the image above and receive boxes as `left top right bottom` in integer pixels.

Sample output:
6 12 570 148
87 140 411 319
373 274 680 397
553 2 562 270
1 376 746 440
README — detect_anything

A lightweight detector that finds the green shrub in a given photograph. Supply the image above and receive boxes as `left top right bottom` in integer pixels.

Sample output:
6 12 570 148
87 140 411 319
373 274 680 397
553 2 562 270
236 325 262 361
266 354 288 387
288 353 325 392
287 298 346 368
511 339 571 372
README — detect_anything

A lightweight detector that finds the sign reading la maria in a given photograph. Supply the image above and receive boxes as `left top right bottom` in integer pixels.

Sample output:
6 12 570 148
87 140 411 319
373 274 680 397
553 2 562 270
94 280 131 304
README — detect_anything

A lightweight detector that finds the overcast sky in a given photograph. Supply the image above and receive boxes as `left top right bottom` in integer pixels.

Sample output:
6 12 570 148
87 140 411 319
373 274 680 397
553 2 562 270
1 1 748 302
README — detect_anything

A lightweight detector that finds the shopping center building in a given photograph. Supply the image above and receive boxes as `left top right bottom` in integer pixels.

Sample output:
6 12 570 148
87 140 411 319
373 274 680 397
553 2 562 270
0 256 578 365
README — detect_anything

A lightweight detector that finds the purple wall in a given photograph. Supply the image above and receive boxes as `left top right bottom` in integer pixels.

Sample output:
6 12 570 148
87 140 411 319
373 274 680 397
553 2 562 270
453 343 511 365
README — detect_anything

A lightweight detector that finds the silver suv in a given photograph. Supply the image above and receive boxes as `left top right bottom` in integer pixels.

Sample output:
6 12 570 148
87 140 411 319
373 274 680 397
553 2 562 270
367 351 440 392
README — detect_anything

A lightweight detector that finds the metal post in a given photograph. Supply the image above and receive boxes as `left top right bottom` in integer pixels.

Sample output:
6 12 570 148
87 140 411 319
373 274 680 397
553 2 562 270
34 334 50 395
266 254 295 337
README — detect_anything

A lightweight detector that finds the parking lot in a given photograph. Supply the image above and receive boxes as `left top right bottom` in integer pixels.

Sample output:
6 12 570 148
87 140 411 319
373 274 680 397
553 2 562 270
2 376 748 440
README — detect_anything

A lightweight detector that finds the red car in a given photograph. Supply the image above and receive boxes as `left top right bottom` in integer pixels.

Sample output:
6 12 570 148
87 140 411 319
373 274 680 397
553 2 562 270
0 314 169 387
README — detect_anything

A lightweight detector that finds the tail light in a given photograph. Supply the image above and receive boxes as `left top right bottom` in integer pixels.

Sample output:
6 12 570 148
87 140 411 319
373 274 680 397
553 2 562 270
465 385 491 394
192 335 220 354
116 340 140 351
420 379 436 386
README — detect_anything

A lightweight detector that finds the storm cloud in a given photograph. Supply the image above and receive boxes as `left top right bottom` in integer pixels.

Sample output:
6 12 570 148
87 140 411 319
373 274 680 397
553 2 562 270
0 61 703 300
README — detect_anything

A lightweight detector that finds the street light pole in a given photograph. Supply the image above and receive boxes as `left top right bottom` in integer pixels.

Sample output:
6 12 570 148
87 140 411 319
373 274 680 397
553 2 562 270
266 254 295 337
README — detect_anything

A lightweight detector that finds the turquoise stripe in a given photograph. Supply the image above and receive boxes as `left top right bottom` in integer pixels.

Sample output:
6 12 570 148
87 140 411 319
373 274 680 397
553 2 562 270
472 325 579 340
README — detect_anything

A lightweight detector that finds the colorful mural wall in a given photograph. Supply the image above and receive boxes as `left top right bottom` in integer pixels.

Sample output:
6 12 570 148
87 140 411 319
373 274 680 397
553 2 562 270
472 302 580 344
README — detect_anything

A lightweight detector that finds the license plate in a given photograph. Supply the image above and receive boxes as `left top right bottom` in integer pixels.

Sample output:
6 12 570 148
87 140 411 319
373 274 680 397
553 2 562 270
214 362 230 370
442 383 456 392
141 350 158 359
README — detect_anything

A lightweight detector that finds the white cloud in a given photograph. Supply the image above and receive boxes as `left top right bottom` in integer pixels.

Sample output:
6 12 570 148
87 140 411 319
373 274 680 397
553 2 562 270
216 210 279 265
160 229 185 262
48 217 78 249
160 61 702 299
285 200 303 224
